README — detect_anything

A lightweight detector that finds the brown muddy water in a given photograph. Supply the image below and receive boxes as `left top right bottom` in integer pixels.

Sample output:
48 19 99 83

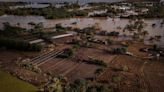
0 15 163 47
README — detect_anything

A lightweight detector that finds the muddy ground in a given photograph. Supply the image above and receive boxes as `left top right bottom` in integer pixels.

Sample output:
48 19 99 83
0 38 163 92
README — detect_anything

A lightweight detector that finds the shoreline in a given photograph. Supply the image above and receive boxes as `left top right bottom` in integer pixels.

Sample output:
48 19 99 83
1 14 164 20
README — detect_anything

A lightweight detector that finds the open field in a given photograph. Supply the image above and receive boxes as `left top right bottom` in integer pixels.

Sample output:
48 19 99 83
96 42 164 92
39 57 102 81
38 55 103 81
74 47 116 63
0 40 163 92
143 60 164 92
0 70 37 92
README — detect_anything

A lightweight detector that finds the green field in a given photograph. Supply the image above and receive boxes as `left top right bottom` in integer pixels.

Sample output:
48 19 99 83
0 70 37 92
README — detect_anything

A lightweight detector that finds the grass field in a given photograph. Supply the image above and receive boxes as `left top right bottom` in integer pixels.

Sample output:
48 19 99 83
0 70 37 92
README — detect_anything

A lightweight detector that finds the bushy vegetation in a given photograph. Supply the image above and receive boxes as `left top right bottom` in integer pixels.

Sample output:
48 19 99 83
19 60 42 73
98 31 120 37
112 75 122 83
146 3 164 18
0 23 42 51
85 57 107 67
0 22 26 36
122 65 129 72
108 47 127 54
64 79 112 92
40 77 62 92
0 9 5 16
75 27 96 35
0 2 11 16
5 6 88 19
0 37 42 51
106 38 114 45
108 31 120 36
57 48 75 58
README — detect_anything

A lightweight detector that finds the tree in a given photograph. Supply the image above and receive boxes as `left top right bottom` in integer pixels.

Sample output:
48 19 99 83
74 79 87 92
98 85 109 92
45 78 63 92
106 38 114 45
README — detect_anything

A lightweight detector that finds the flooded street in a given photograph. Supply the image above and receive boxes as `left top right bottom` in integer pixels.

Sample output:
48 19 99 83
0 15 163 46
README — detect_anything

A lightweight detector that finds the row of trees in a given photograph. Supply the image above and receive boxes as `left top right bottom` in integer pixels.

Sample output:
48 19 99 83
146 3 164 18
1 22 26 37
41 78 113 92
5 6 88 19
84 57 107 67
0 23 43 51
0 37 42 51
107 47 127 55
65 79 112 92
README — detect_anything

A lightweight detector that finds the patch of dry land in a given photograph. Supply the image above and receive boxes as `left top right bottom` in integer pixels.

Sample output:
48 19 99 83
0 36 163 92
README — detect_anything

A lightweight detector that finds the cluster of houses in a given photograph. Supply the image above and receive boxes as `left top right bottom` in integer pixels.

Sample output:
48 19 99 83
111 2 150 17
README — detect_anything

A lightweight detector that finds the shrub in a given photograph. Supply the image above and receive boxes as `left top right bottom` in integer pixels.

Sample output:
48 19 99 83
85 57 107 67
73 44 80 49
109 47 127 54
20 61 42 73
112 76 122 83
107 31 120 36
0 37 42 51
122 65 129 72
106 38 114 45
57 48 74 58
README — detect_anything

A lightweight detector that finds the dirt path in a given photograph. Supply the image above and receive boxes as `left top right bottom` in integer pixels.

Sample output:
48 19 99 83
137 61 150 92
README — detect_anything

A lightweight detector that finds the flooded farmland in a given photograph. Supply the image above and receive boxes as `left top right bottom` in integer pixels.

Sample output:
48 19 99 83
0 15 163 46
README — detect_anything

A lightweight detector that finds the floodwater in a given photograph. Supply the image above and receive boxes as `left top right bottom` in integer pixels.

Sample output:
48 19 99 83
9 4 50 9
0 15 163 47
1 0 124 4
